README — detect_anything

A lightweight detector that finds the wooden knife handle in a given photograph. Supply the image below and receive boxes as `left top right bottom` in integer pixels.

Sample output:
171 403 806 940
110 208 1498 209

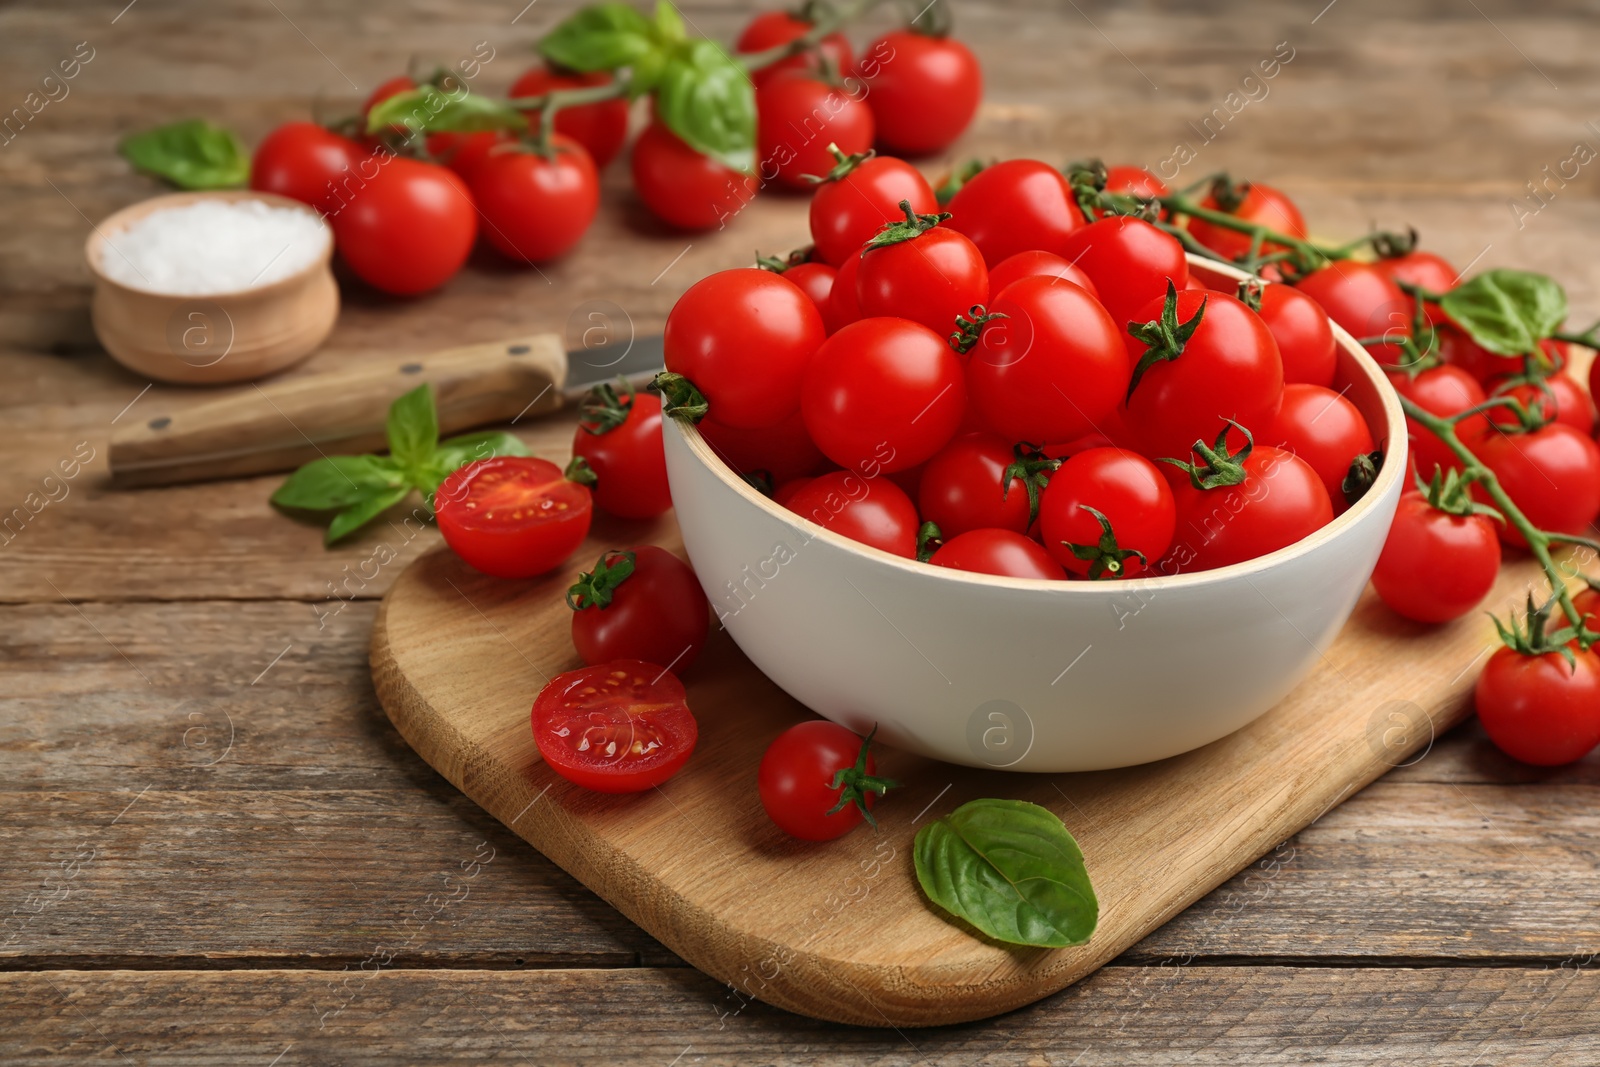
109 334 567 488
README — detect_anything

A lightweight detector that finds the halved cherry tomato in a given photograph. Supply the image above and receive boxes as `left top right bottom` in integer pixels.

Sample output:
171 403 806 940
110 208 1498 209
435 456 592 579
532 660 697 792
930 529 1065 579
808 154 937 267
1038 447 1175 578
1262 383 1375 507
568 547 709 671
946 159 1083 265
986 250 1099 302
783 470 920 557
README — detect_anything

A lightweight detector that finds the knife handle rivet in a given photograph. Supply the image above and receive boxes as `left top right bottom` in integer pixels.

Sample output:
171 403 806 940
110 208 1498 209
401 363 423 374
508 344 530 355
149 416 171 430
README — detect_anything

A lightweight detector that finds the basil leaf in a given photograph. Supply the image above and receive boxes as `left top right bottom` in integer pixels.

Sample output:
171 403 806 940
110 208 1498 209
914 798 1098 949
365 86 529 137
326 485 413 545
119 120 248 190
1440 269 1568 357
652 0 687 45
386 385 439 474
271 455 406 511
422 431 532 493
655 39 756 173
539 2 658 72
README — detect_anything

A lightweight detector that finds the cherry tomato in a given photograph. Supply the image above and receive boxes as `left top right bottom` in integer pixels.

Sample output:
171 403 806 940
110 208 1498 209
362 75 416 119
1262 384 1375 507
764 260 835 316
1038 447 1175 578
426 130 514 185
808 155 937 266
510 65 630 168
1186 182 1306 262
1371 491 1501 623
1294 261 1411 365
773 476 814 507
1387 364 1487 478
822 249 864 334
735 10 853 88
435 456 592 579
632 121 757 231
1441 329 1568 387
987 250 1099 302
1468 421 1600 547
1121 288 1284 463
946 159 1083 266
532 660 697 792
1253 282 1337 388
471 137 598 263
250 121 361 215
571 388 670 519
664 268 825 429
919 432 1031 538
1373 250 1456 327
1104 165 1169 213
856 224 988 337
802 317 966 474
930 529 1065 579
698 409 825 485
1166 444 1333 572
759 720 889 840
1060 216 1188 331
783 469 920 557
330 155 477 295
859 30 981 155
756 74 874 189
1475 646 1600 766
1487 372 1594 435
568 547 709 670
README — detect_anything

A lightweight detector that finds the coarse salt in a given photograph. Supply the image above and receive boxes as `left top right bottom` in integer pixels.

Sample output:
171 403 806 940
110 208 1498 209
99 197 330 296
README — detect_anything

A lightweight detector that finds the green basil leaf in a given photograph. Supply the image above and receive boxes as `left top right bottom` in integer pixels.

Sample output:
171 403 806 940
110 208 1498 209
538 2 658 72
422 430 532 493
652 0 687 45
386 385 439 474
914 798 1098 949
271 455 406 511
655 39 756 173
119 120 248 190
1440 269 1568 357
365 86 529 137
326 485 413 545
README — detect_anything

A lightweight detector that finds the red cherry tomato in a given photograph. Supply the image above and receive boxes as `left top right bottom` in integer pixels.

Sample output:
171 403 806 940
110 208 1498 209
783 469 920 557
919 432 1032 538
1253 282 1337 388
568 547 709 671
426 130 514 185
773 476 814 507
1104 165 1169 211
1468 422 1600 547
664 268 826 429
1294 261 1411 365
1475 647 1600 766
250 121 361 215
1060 216 1189 331
510 65 630 168
435 456 592 579
946 159 1083 266
808 155 937 266
856 225 988 337
698 409 825 485
758 720 886 840
823 249 865 334
1373 250 1456 327
1187 182 1306 261
1262 383 1375 507
1387 364 1487 478
1166 445 1333 572
571 389 670 519
632 121 757 231
736 10 854 88
802 317 966 474
471 137 598 263
756 74 874 189
767 260 835 316
1439 328 1569 387
930 529 1066 579
532 660 697 792
968 275 1128 444
987 250 1099 302
1486 372 1594 435
1038 447 1175 578
1121 288 1284 462
330 155 477 295
1371 491 1501 623
858 30 981 155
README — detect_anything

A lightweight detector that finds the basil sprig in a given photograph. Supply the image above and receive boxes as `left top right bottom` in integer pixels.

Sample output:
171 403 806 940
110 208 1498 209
1440 269 1568 357
914 798 1099 949
119 119 248 190
365 85 529 138
270 384 530 545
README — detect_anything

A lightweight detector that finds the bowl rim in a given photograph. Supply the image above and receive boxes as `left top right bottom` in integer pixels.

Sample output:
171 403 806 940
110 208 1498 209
84 189 334 301
671 254 1409 595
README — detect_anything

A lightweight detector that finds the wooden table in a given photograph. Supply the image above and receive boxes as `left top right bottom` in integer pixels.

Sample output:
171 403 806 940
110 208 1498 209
4 1 1598 1061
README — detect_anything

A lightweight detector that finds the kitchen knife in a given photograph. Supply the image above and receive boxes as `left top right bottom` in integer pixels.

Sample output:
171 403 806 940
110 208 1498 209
108 332 665 488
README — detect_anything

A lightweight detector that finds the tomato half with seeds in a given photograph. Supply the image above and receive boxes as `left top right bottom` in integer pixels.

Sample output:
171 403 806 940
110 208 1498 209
1060 216 1188 332
1476 647 1600 766
1253 282 1336 388
532 660 697 792
808 154 938 266
435 456 592 579
946 159 1083 265
568 547 709 671
1262 383 1375 507
930 529 1065 579
1038 447 1175 578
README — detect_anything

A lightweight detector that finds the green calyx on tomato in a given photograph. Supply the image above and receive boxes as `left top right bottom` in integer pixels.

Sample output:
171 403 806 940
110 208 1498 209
1439 269 1567 359
1207 173 1251 214
864 199 954 250
1001 443 1063 529
1125 281 1208 401
1415 465 1501 522
1159 419 1253 491
1341 448 1385 508
566 548 637 611
563 453 599 487
1493 594 1586 666
802 141 876 185
825 725 900 829
916 521 943 563
948 304 1008 355
1369 225 1421 259
1060 505 1147 580
754 247 813 273
935 158 987 206
1235 277 1264 313
652 371 710 423
577 377 638 435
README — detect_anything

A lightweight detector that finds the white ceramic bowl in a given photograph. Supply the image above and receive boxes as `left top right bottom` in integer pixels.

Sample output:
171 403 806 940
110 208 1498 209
664 257 1407 772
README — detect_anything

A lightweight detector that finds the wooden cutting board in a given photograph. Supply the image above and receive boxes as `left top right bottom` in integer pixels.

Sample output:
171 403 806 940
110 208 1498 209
370 513 1537 1027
